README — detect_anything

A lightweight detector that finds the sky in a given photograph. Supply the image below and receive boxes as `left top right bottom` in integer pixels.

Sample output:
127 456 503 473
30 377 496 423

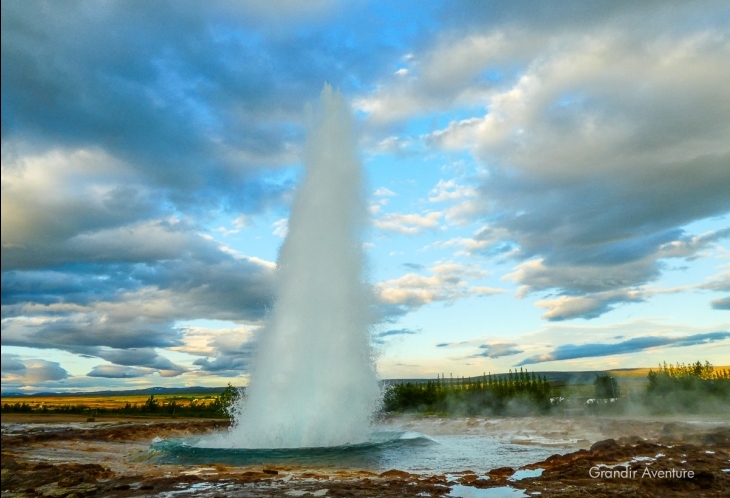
2 0 729 393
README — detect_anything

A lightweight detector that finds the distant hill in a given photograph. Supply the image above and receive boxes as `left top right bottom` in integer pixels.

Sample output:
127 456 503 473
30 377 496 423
0 386 228 397
384 366 730 387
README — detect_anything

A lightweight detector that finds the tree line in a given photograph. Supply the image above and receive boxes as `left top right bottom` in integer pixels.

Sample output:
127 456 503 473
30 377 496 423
383 369 552 415
642 361 730 413
384 361 730 415
1 384 241 418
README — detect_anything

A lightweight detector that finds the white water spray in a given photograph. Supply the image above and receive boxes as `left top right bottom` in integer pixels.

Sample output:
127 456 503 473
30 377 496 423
223 86 380 448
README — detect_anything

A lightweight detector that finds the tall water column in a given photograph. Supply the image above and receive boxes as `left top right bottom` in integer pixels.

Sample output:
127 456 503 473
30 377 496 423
227 85 380 448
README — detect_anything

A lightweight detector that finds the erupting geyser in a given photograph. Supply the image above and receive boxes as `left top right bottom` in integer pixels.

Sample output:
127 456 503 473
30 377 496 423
221 85 380 448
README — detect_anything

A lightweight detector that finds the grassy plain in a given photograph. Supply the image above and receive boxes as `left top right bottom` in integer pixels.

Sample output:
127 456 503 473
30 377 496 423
0 392 220 410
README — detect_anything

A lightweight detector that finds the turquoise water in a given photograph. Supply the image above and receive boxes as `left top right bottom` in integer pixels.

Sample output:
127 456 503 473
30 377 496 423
151 429 569 474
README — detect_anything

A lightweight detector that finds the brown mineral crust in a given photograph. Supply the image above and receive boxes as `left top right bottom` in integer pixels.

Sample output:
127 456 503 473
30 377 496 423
1 419 229 448
457 473 477 483
322 479 451 497
421 474 448 485
299 472 331 479
512 429 730 498
486 465 514 479
378 468 412 479
0 455 112 492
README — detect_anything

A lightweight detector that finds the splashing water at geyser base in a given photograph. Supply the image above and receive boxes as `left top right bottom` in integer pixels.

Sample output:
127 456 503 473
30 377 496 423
204 86 381 449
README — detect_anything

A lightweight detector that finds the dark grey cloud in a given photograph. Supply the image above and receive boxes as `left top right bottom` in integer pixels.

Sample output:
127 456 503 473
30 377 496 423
193 355 251 376
87 365 151 379
503 228 730 321
490 172 730 277
1 321 187 375
372 328 419 345
517 331 730 365
1 235 273 376
1 219 275 361
0 0 406 212
1 354 26 373
1 355 68 383
434 339 523 358
402 263 425 271
535 290 646 322
435 340 471 348
711 296 730 310
474 342 523 358
0 0 419 328
188 327 259 375
88 348 185 375
376 328 419 338
446 0 729 32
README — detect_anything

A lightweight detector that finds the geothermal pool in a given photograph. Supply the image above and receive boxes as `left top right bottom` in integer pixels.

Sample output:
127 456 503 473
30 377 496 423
151 429 573 473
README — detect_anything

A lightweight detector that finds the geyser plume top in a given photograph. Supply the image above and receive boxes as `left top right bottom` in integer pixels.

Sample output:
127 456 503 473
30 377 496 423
222 85 380 449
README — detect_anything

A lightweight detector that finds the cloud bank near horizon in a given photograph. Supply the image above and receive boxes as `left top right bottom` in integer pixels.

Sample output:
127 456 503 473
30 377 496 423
516 332 730 366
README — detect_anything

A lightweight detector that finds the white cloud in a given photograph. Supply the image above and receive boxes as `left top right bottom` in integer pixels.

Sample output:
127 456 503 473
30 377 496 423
428 225 513 256
374 187 396 197
376 262 502 309
214 214 255 236
356 31 536 123
428 179 477 203
273 218 288 238
374 211 442 235
171 324 256 357
534 290 645 321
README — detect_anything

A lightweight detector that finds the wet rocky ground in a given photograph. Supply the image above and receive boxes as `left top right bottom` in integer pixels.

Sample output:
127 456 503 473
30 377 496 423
1 416 729 497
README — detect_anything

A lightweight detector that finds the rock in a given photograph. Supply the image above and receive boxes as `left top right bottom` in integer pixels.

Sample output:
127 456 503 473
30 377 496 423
487 467 514 478
379 469 412 479
263 468 279 475
662 423 682 435
58 477 82 487
702 429 730 445
618 435 643 444
35 483 72 498
694 471 715 489
35 482 97 498
68 483 97 497
590 438 619 452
